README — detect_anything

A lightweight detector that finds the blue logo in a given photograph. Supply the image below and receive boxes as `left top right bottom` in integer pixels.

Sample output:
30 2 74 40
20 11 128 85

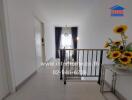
111 5 125 17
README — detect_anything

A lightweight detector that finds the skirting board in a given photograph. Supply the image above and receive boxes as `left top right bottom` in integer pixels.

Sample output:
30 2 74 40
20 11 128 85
2 92 11 100
2 70 37 100
15 70 37 91
104 80 127 100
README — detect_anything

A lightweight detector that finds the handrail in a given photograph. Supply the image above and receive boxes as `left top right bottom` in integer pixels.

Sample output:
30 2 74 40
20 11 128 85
59 48 108 84
59 49 108 51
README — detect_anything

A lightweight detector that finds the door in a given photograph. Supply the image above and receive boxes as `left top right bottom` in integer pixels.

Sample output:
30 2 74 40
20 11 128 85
0 25 9 99
41 23 46 63
34 18 46 68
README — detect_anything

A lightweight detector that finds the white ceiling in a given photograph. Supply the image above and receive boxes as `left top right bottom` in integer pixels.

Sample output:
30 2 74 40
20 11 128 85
35 0 97 25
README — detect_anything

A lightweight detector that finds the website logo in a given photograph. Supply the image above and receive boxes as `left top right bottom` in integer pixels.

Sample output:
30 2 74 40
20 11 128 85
111 5 125 17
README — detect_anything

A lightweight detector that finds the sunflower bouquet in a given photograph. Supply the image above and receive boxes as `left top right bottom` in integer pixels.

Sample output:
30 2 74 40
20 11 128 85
104 25 132 68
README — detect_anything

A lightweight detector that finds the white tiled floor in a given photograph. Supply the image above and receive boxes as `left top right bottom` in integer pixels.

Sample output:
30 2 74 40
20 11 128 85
5 60 117 100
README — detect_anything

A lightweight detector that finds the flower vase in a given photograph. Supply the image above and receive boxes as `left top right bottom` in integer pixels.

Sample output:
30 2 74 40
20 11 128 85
114 64 132 71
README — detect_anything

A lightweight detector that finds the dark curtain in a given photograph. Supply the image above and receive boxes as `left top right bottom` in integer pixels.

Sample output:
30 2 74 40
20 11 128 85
55 27 62 58
71 27 78 61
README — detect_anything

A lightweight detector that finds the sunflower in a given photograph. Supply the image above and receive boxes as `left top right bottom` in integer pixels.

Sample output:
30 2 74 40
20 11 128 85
113 41 122 46
119 56 131 65
106 51 112 59
104 42 109 48
113 25 128 34
110 51 121 59
123 51 132 58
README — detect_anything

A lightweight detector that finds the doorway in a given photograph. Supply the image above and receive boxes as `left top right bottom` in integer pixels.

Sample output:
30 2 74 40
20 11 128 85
34 18 46 68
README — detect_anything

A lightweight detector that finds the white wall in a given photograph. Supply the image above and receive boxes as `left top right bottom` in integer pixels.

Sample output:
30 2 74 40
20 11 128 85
33 3 55 60
44 23 55 60
78 0 132 49
34 18 42 68
3 0 37 87
3 0 55 89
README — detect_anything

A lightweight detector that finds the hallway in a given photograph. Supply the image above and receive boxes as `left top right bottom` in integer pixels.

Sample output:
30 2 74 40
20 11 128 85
5 60 118 100
0 0 132 99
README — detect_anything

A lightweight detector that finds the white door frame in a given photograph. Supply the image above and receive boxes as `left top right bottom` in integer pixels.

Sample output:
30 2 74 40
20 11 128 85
0 0 15 95
40 22 46 63
34 17 46 67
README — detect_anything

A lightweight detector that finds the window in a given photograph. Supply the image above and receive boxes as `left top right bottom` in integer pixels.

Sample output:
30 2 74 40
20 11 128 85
60 27 73 59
